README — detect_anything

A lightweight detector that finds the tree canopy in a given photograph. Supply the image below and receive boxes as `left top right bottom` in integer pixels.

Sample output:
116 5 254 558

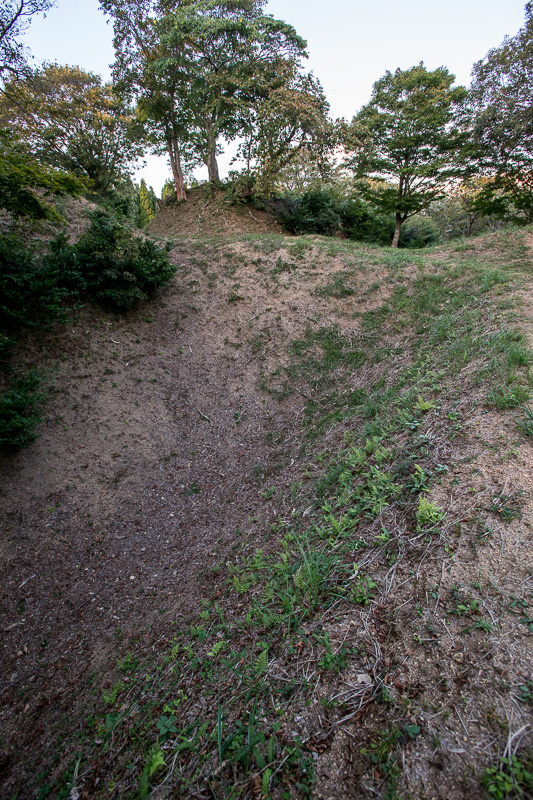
468 2 533 220
0 64 145 196
100 0 330 199
346 63 468 246
0 127 83 219
0 0 55 80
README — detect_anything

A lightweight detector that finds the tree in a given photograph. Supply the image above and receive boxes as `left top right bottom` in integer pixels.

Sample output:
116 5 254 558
468 2 533 220
139 177 156 225
346 64 468 246
158 0 308 183
0 0 55 80
236 66 334 195
0 127 82 220
0 64 145 196
101 0 312 194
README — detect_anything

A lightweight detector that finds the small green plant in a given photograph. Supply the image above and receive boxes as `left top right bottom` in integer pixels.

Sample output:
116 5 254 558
416 496 445 531
414 394 435 412
351 572 377 605
482 753 533 799
488 492 522 521
156 715 178 741
517 404 533 436
138 745 166 800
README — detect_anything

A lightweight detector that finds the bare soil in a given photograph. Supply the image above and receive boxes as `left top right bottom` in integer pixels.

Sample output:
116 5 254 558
148 187 285 238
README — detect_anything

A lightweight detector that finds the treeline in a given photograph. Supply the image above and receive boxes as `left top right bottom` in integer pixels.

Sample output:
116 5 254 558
2 0 533 247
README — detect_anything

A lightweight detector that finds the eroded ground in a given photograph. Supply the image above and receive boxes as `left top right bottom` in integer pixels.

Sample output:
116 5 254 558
1 227 533 799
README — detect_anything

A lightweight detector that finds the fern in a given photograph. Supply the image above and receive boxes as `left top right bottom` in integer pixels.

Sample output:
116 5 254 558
207 640 226 658
255 649 268 675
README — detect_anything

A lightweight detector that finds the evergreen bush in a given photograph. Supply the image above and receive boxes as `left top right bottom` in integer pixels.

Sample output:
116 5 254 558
48 210 176 311
0 370 43 449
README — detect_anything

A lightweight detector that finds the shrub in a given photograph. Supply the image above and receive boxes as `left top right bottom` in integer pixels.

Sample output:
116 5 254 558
0 370 43 449
47 210 176 311
0 234 67 333
339 197 393 244
278 189 342 235
399 216 440 248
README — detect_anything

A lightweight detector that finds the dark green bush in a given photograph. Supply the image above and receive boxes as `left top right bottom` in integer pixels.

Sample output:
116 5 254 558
399 216 440 248
0 234 67 333
278 189 342 235
339 197 394 244
47 210 176 311
0 370 43 449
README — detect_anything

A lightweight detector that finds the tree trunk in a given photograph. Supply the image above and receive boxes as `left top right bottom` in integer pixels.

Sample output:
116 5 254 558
167 136 187 202
205 122 220 184
206 142 220 183
391 213 402 247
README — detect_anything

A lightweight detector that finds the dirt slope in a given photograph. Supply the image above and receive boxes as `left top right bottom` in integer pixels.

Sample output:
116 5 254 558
147 186 285 238
1 229 533 799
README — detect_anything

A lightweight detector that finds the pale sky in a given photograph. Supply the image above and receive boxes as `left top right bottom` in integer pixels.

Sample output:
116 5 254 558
22 0 528 193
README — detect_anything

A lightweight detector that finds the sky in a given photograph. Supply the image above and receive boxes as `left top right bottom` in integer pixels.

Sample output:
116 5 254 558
21 0 528 193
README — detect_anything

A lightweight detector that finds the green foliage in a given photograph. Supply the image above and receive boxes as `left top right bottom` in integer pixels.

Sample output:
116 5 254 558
103 0 317 192
346 63 468 246
517 404 533 436
47 210 176 311
482 754 533 799
279 188 341 235
138 745 166 800
0 370 43 449
1 65 144 197
161 179 176 205
0 234 67 332
0 1 55 80
0 128 82 220
139 178 157 226
469 4 533 221
340 195 393 244
399 215 440 249
277 188 389 241
416 496 445 531
428 180 504 240
351 573 377 605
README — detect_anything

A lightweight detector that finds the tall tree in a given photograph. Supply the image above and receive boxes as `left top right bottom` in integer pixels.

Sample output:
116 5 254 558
101 0 311 193
158 0 307 183
236 66 333 194
346 63 468 246
0 0 55 80
0 64 145 196
100 0 192 200
468 2 533 220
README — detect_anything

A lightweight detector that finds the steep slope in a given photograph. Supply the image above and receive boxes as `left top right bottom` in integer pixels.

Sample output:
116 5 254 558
147 186 285 238
0 229 532 799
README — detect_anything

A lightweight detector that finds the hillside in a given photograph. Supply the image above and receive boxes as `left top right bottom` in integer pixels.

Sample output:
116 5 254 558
147 187 286 237
1 224 533 799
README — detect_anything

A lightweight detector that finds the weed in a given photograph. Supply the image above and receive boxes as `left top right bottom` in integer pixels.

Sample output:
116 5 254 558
517 404 533 436
482 753 533 799
416 497 445 531
488 492 522 521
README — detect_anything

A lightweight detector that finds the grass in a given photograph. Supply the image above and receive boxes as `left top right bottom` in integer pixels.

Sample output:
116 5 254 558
26 228 533 799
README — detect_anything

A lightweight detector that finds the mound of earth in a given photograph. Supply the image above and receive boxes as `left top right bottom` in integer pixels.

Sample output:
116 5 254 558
147 185 286 237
